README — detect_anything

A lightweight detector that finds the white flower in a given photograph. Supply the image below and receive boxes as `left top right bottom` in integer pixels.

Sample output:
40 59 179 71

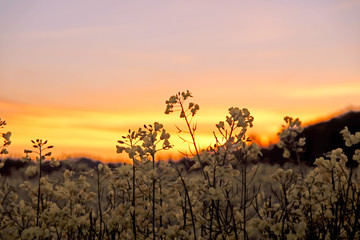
160 129 170 140
0 148 8 154
25 165 38 177
243 108 250 117
216 121 224 129
353 150 360 164
98 163 103 171
277 140 284 148
298 137 306 146
283 149 291 158
50 158 59 167
341 127 360 146
116 145 125 153
154 122 163 131
2 131 11 141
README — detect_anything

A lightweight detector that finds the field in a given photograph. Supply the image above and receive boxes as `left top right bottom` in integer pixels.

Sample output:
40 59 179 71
1 91 360 240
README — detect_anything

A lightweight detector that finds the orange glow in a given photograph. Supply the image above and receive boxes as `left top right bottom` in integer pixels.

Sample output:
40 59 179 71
2 99 357 163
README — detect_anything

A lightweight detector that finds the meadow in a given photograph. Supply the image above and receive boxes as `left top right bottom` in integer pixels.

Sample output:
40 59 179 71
1 91 360 240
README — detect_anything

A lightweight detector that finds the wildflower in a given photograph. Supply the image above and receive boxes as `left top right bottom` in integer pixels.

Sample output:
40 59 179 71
353 149 360 164
271 168 284 181
190 104 199 116
216 121 224 129
2 132 11 141
341 127 360 146
283 148 291 158
163 139 171 149
160 129 170 140
116 145 125 153
25 165 38 177
298 137 306 146
0 148 8 154
154 122 163 131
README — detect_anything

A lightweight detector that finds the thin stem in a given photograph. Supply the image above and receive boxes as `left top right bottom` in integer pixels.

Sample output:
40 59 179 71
178 100 200 158
130 135 137 240
242 160 247 240
152 153 156 240
97 169 103 240
36 145 42 227
174 165 197 240
131 159 137 239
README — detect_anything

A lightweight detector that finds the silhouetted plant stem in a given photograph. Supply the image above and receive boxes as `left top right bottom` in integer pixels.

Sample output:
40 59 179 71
132 156 137 240
174 165 197 240
209 162 217 239
215 200 225 240
36 146 42 227
183 191 187 229
128 136 137 240
159 180 163 240
151 153 156 240
230 202 239 240
209 200 214 239
242 160 247 240
97 169 103 240
178 100 199 158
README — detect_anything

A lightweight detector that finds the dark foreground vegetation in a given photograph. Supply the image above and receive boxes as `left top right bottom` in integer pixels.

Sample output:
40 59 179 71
1 91 360 239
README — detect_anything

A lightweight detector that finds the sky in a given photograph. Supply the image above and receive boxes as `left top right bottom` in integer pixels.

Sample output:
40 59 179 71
1 0 359 162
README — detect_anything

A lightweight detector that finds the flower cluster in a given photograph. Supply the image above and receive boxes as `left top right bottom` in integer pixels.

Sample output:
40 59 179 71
165 90 199 117
277 116 306 159
341 126 360 147
251 126 360 239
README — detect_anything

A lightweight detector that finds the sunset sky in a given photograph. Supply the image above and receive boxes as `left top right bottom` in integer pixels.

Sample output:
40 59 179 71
1 1 359 162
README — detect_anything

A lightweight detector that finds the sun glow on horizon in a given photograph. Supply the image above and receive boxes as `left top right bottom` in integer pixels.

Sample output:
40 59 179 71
2 99 358 163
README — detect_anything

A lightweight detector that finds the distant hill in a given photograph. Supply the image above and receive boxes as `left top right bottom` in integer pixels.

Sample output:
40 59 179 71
261 111 360 166
0 157 105 177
